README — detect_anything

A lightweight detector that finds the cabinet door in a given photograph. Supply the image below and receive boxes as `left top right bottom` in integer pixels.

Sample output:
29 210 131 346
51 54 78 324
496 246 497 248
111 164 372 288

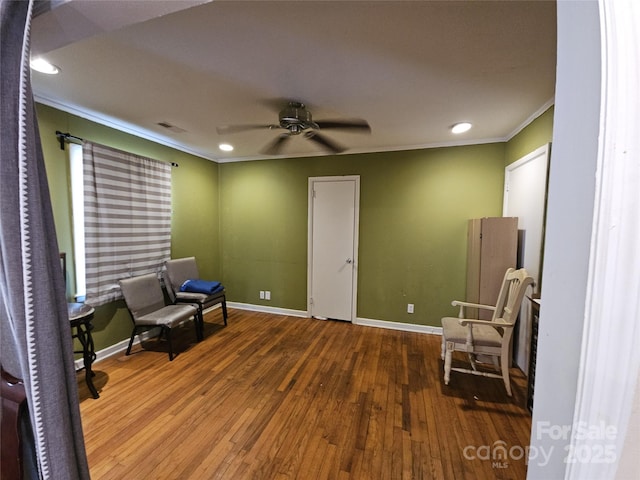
466 218 482 318
466 217 518 319
478 217 518 318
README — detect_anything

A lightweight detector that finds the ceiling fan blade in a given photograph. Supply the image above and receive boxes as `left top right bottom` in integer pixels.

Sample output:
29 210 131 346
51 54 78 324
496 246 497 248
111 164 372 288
216 124 279 135
305 131 346 154
314 119 371 133
261 133 291 155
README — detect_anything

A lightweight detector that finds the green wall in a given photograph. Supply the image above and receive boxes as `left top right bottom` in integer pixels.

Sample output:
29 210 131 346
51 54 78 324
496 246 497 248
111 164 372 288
505 106 554 165
219 106 554 326
38 103 555 351
37 104 221 351
219 144 506 326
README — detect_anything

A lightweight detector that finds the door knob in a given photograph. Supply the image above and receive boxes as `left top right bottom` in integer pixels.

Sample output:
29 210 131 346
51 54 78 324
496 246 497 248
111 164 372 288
346 258 353 264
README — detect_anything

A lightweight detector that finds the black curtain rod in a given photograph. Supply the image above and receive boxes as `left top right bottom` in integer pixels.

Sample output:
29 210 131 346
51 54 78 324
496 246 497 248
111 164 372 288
55 130 83 150
53 131 179 167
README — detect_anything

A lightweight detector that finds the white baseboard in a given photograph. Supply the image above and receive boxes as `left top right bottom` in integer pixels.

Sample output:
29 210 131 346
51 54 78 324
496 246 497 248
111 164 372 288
355 317 442 335
77 304 226 369
78 305 442 369
226 301 308 318
74 327 161 369
228 302 442 335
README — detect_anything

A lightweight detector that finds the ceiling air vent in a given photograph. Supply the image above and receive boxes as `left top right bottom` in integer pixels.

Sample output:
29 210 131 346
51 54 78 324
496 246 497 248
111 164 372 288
157 121 187 134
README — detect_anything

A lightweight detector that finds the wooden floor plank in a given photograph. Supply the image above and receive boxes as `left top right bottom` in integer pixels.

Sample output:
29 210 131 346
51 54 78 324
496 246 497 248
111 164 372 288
78 309 531 479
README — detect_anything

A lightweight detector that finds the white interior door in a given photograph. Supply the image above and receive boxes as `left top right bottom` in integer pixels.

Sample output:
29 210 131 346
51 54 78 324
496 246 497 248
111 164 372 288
503 143 550 371
308 176 359 321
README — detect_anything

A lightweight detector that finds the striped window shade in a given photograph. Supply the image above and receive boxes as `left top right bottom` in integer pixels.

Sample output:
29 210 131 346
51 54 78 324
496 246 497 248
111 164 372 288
83 142 172 306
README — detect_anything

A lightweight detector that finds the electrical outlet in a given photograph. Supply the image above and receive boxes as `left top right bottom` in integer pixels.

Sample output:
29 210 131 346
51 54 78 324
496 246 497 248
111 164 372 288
265 291 271 301
260 291 265 300
407 303 414 314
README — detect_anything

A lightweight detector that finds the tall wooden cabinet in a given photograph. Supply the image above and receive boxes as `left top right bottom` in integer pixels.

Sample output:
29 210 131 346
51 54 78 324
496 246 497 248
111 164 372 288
466 217 518 319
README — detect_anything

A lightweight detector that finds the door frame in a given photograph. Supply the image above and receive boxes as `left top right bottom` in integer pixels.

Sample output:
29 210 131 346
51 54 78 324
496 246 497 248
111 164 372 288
503 143 550 371
307 175 360 321
503 142 550 293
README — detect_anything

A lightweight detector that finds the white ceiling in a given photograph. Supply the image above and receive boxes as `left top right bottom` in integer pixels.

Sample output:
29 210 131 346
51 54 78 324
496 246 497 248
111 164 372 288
31 0 557 162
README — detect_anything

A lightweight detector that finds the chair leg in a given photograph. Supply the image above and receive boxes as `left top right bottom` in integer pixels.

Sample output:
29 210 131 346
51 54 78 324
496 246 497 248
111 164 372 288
126 327 138 355
197 308 204 341
444 341 454 385
221 297 228 326
164 327 174 361
500 354 512 397
468 353 478 371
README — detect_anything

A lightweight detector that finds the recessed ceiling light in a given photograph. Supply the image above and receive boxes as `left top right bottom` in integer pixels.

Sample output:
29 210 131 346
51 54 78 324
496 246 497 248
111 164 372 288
30 58 59 75
451 122 472 134
219 143 234 152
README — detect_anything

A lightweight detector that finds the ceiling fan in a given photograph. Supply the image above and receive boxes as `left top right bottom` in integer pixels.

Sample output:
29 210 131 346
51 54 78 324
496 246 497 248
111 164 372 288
216 101 371 155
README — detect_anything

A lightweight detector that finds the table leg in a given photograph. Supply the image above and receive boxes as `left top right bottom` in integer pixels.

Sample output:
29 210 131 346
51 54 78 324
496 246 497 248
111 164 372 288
74 323 99 399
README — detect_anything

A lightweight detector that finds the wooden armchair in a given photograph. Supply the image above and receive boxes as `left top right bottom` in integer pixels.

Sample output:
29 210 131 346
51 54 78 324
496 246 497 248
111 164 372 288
441 268 534 396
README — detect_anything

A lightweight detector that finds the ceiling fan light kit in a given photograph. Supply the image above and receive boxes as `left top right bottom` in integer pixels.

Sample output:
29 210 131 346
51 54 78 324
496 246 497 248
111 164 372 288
217 101 371 155
278 102 316 132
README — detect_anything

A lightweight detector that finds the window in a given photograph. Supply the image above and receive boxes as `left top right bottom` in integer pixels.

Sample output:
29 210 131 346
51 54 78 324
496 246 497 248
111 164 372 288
70 144 86 298
70 142 172 306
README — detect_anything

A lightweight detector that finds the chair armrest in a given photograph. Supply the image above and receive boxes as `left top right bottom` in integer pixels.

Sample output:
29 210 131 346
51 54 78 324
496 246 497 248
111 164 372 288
458 318 513 329
451 300 496 318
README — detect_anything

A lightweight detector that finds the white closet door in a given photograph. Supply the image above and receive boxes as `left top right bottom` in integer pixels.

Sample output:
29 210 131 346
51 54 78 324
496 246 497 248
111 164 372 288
308 177 359 321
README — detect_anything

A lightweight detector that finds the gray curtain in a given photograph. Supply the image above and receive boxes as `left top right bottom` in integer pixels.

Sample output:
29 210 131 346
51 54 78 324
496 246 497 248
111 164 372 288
82 141 172 307
0 1 90 478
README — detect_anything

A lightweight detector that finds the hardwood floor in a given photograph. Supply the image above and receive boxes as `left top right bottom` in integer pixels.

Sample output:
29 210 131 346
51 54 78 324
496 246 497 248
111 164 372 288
78 309 532 479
